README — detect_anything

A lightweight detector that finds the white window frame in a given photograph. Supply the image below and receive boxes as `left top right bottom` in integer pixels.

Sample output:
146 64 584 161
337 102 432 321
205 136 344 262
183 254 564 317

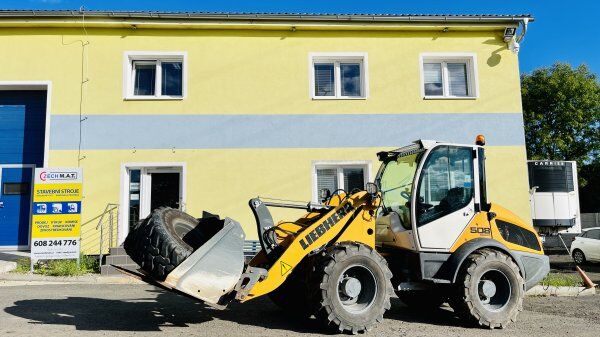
311 160 372 202
309 52 369 100
419 53 479 100
118 162 187 245
123 51 187 100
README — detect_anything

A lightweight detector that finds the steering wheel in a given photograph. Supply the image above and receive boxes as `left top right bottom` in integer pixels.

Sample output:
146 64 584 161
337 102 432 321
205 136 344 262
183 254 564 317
400 191 411 200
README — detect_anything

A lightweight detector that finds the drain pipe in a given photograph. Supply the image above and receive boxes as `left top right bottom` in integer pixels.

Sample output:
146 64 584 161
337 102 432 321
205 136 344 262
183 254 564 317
508 18 529 53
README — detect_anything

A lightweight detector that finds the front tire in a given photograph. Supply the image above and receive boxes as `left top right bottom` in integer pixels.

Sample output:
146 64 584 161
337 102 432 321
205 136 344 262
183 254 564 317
572 249 586 265
312 243 393 334
451 249 524 329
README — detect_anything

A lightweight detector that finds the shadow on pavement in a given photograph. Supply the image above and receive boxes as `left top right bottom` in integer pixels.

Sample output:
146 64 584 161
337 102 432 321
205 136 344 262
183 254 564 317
4 287 474 332
385 298 471 328
3 288 328 333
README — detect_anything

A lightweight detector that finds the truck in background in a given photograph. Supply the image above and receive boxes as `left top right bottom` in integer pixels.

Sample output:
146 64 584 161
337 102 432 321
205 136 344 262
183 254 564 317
528 160 581 252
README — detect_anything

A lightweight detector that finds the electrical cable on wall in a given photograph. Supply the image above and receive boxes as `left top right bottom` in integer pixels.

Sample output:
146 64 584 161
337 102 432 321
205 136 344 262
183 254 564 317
77 6 90 167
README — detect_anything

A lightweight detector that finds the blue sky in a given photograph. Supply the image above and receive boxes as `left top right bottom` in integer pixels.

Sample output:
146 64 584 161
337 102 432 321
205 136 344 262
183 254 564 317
5 0 600 75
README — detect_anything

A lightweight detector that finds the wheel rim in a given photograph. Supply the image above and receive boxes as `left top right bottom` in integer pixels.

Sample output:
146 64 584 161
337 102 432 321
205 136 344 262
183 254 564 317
337 264 378 314
574 251 584 264
477 269 511 312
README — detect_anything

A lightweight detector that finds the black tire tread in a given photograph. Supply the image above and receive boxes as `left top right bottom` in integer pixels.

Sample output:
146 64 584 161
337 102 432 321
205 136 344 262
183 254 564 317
312 242 393 334
124 207 194 280
452 248 524 329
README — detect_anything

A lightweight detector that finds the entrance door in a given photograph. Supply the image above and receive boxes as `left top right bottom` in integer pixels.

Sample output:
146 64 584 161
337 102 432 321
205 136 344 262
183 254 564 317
0 166 34 247
125 167 183 230
149 172 181 211
415 146 476 251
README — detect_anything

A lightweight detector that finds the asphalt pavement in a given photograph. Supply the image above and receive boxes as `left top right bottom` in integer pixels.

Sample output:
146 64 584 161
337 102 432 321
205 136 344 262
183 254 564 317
0 283 598 337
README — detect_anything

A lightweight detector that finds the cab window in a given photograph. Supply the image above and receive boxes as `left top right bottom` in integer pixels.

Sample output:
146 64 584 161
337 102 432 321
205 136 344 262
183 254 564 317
416 146 474 226
379 153 421 229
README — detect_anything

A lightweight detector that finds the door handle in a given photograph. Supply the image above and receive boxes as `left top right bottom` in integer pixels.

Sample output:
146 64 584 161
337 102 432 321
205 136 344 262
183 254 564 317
0 201 4 208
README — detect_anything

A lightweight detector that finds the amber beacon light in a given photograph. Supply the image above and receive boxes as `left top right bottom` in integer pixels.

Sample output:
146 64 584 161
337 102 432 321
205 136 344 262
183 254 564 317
475 134 486 146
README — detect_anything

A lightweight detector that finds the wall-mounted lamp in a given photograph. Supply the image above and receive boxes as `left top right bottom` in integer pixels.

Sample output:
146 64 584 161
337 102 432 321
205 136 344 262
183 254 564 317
503 27 517 42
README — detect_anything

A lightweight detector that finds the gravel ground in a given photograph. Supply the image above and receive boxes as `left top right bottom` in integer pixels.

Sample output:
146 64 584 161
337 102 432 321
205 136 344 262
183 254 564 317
0 283 598 337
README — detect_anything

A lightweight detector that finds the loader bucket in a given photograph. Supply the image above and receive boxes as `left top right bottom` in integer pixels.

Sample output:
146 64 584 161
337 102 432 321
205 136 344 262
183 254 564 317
161 217 246 307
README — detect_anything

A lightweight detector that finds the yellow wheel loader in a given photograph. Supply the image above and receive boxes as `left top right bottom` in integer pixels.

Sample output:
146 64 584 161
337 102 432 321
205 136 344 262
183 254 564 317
122 137 549 333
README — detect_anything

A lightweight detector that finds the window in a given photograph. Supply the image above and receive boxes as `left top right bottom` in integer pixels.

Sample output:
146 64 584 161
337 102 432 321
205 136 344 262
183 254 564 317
124 52 186 99
416 146 474 226
584 229 600 240
421 54 478 99
3 182 29 195
310 53 368 99
378 153 423 230
313 162 370 202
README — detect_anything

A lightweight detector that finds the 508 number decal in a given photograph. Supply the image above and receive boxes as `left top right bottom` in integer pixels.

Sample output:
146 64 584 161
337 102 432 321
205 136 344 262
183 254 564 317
470 227 491 236
33 239 78 247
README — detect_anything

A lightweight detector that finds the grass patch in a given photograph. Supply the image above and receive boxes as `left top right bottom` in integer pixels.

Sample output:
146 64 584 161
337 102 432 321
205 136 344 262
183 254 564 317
541 273 582 287
12 254 99 276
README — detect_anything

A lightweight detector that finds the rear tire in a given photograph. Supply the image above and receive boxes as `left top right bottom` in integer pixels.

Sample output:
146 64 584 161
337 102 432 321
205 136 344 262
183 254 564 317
451 249 524 329
312 242 393 334
124 207 222 280
572 249 586 265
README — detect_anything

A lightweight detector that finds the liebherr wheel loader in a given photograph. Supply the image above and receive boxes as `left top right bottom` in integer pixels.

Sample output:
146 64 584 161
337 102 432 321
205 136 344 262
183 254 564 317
123 137 549 333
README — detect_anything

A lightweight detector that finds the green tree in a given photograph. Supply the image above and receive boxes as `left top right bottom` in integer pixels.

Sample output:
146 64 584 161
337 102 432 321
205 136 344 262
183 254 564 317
521 63 600 212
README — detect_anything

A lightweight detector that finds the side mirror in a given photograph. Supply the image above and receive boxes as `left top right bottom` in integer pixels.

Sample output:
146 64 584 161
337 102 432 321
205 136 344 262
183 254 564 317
365 182 378 196
487 212 497 221
319 188 331 203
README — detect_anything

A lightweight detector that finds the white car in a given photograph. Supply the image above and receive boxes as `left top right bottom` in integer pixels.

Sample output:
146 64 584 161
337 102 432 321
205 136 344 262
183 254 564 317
571 227 600 264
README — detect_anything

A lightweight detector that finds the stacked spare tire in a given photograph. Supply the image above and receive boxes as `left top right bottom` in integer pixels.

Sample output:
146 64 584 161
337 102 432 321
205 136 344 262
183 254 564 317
124 207 224 280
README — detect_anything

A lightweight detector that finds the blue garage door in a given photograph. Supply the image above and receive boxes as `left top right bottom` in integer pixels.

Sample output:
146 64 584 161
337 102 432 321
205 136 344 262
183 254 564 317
0 167 34 246
0 90 47 247
0 91 47 166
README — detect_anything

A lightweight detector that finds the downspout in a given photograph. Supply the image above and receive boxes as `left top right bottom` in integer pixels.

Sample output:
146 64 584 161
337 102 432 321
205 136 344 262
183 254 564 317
509 18 529 54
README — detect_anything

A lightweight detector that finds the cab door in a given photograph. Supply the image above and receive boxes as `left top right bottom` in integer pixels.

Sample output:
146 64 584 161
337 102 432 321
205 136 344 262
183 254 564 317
413 145 476 251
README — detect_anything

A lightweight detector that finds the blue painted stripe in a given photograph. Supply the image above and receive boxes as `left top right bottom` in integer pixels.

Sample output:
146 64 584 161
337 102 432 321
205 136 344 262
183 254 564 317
49 113 525 150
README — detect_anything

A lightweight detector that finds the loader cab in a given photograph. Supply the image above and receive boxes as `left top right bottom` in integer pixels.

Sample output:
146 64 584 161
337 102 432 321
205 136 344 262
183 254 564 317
375 139 487 252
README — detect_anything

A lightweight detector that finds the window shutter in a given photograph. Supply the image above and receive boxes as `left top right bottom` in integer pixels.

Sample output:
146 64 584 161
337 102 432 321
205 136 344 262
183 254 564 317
447 63 468 96
423 63 443 96
343 168 365 192
133 62 156 96
317 168 338 193
314 63 335 96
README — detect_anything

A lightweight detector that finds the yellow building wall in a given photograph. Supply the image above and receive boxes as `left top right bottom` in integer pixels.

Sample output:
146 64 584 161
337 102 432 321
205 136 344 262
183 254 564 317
0 26 530 254
49 146 529 254
0 28 522 116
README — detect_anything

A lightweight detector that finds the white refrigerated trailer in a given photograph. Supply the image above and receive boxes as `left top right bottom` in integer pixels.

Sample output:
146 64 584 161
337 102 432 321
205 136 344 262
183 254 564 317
528 160 581 250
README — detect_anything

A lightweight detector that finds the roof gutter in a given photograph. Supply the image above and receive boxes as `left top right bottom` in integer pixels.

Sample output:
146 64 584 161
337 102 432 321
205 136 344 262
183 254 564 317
0 10 533 30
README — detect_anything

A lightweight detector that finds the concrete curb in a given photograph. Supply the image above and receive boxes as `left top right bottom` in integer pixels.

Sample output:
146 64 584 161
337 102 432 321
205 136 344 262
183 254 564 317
526 285 597 297
0 273 144 286
0 261 17 273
